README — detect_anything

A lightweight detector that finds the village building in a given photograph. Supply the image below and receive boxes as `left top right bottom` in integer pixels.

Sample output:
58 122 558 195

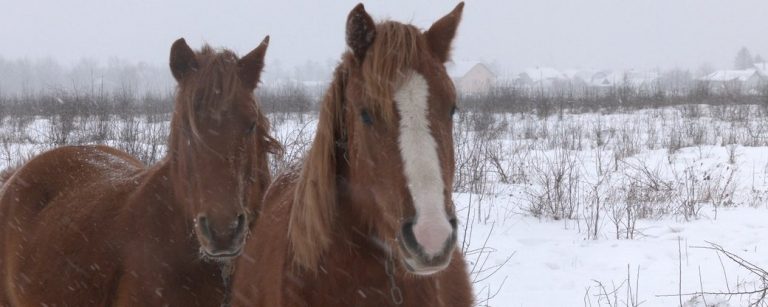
447 61 497 94
698 68 766 94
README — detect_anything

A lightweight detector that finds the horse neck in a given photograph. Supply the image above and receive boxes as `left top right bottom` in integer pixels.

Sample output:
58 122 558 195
133 161 177 212
322 191 429 299
145 120 195 217
120 161 197 247
333 176 387 249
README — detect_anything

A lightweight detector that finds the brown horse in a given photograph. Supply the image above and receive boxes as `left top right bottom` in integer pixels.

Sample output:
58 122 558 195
232 3 473 306
0 37 278 306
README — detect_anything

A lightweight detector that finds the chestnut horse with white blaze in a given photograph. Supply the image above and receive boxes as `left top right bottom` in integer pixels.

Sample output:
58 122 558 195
0 37 279 306
232 3 473 306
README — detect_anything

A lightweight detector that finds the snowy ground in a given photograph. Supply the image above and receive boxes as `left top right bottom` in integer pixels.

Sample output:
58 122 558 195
1 105 768 306
462 199 768 307
453 107 768 306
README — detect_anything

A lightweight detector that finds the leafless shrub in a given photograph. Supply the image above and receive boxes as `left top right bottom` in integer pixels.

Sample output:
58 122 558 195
489 140 529 185
584 265 643 307
645 116 662 150
747 115 768 146
116 117 141 154
668 129 684 155
46 113 77 146
727 144 738 164
454 111 493 194
526 148 582 220
672 164 706 221
113 117 167 164
267 115 314 175
258 83 314 114
621 160 676 218
546 122 584 151
90 115 113 143
0 132 22 167
135 119 169 165
469 111 497 133
702 163 738 213
522 115 544 140
9 115 33 141
582 144 616 240
748 188 768 208
614 126 642 161
679 104 705 119
458 202 513 307
685 118 710 147
658 242 768 307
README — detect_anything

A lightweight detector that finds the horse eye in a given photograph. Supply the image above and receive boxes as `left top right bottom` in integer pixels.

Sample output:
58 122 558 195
450 106 458 117
246 122 257 134
360 109 373 126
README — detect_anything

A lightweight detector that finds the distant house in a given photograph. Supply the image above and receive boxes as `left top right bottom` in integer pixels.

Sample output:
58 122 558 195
447 61 496 94
562 69 598 87
698 69 766 94
589 70 623 88
754 62 768 76
590 70 659 93
516 67 567 89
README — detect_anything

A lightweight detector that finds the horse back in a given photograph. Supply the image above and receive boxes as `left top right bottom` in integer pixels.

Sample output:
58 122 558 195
1 145 143 226
0 145 144 306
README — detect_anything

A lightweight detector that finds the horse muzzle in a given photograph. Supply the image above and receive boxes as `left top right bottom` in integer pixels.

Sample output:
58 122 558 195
398 217 458 275
195 213 247 259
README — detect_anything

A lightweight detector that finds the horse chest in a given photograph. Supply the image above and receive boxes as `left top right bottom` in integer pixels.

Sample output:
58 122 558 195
288 255 439 307
117 250 228 306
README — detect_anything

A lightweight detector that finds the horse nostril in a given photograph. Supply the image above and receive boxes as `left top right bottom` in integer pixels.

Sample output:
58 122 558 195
449 217 458 231
234 213 246 233
401 217 457 258
400 219 418 249
197 215 213 240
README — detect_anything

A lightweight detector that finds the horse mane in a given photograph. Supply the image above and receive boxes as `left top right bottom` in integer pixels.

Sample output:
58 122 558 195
289 21 429 270
174 47 243 135
361 21 425 124
171 45 280 154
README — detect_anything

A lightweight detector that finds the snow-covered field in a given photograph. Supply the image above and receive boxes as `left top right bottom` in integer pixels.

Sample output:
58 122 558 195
465 203 768 306
2 104 768 306
457 147 768 306
450 105 768 306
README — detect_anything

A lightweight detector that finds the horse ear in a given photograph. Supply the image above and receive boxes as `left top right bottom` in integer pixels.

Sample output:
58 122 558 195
238 35 270 90
425 2 464 63
346 3 376 63
169 38 199 82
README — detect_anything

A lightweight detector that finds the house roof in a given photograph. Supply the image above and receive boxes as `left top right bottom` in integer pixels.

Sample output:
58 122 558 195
446 61 496 79
521 67 566 82
754 62 768 75
562 69 598 81
589 70 659 87
700 69 760 82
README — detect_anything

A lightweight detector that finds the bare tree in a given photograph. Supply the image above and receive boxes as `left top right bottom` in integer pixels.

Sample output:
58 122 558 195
735 47 755 70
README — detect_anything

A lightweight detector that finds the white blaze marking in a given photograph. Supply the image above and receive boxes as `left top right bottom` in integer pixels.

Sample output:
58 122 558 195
395 72 452 256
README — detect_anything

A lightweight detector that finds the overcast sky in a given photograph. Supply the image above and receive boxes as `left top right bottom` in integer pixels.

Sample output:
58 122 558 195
2 0 767 76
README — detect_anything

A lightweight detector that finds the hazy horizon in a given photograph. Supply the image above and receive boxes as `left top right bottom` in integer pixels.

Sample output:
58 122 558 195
2 0 767 76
